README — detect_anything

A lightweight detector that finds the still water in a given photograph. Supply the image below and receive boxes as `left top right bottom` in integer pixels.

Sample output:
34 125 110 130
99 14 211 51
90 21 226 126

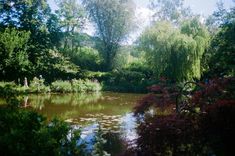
22 92 144 154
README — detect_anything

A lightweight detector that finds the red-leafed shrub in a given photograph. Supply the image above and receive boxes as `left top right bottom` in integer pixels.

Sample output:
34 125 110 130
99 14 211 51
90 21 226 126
199 99 235 156
190 77 235 111
135 78 178 115
132 77 235 156
136 114 201 156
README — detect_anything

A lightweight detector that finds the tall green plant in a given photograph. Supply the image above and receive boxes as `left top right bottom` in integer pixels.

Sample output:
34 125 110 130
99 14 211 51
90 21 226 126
0 28 31 80
55 0 86 51
139 19 209 82
82 0 135 70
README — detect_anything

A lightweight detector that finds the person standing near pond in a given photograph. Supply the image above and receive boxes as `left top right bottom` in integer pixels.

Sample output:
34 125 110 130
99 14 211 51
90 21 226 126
24 77 28 88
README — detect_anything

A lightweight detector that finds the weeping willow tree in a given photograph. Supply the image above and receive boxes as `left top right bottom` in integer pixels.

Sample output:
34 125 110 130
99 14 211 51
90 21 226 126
139 18 209 82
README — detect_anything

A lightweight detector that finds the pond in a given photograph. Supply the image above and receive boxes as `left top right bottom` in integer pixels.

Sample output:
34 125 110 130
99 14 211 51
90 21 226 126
22 92 145 155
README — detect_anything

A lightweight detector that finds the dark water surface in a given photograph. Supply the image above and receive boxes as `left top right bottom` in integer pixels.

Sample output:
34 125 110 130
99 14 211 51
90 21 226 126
22 92 145 154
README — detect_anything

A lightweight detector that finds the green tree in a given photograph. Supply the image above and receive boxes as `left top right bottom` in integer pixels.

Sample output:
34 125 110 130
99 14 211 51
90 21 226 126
207 21 235 77
0 0 62 75
0 28 31 80
82 0 134 71
67 46 103 71
206 1 228 35
203 3 234 77
139 19 209 82
55 0 86 51
150 0 192 24
46 13 63 48
36 49 79 82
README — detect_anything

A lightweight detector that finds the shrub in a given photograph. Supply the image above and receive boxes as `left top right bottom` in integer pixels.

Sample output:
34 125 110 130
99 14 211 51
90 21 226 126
125 61 153 79
51 80 72 93
71 79 86 92
72 79 102 92
30 77 50 93
84 79 102 92
0 102 86 156
136 114 201 156
200 100 235 156
92 126 110 156
0 82 19 98
50 79 102 93
36 49 79 83
103 69 156 93
133 77 235 156
79 71 108 82
67 47 103 71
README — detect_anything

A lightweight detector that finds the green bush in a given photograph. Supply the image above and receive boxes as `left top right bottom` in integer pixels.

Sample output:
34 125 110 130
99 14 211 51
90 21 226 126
84 79 102 92
51 79 102 93
30 77 50 93
0 82 19 97
71 79 86 92
79 71 107 81
50 80 72 93
0 101 86 155
125 61 153 79
0 79 102 94
67 47 103 71
102 69 156 93
36 49 79 83
72 79 102 92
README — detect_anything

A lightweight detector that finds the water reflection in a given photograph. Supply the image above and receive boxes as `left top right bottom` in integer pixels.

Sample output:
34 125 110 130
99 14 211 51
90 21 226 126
22 92 144 152
73 113 138 155
120 113 138 146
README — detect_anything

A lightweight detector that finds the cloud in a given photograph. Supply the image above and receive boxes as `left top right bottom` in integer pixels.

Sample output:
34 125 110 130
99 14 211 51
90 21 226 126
127 6 154 44
136 6 154 29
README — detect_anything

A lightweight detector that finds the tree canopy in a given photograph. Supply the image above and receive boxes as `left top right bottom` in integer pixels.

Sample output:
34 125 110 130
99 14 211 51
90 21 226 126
150 0 192 24
0 28 30 80
208 20 235 77
55 0 86 51
82 0 135 70
139 18 209 82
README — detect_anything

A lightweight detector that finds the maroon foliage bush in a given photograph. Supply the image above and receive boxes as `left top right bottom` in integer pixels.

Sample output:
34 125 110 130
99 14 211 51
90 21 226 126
190 77 235 111
136 114 201 156
200 99 235 156
135 79 178 115
133 77 235 156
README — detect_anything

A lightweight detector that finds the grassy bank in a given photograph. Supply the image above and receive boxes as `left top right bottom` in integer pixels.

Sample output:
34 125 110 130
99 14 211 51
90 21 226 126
0 78 102 95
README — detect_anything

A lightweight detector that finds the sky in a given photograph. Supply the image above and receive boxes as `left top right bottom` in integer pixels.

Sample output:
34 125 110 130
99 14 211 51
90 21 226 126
128 0 234 42
48 0 235 16
133 0 234 16
48 0 235 43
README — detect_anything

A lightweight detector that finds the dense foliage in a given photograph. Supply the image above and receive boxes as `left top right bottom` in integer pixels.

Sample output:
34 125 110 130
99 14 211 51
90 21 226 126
0 0 235 155
102 69 154 93
82 0 134 70
139 19 209 82
0 0 233 90
0 28 31 80
67 46 103 71
150 0 192 24
207 21 235 77
0 95 86 156
132 77 235 156
51 79 101 93
0 78 101 94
